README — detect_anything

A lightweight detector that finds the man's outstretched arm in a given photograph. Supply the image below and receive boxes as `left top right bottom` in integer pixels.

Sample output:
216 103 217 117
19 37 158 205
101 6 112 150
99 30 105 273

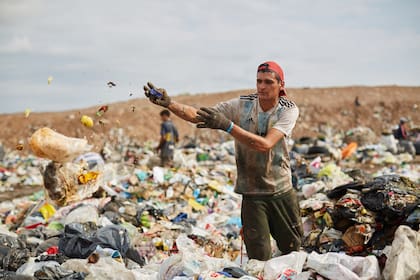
167 101 200 124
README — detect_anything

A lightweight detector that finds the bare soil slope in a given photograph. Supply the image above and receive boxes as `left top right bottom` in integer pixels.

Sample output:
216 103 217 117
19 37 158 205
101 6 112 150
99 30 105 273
1 86 419 152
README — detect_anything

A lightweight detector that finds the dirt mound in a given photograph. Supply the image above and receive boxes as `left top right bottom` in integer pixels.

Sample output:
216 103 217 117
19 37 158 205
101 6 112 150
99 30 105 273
1 86 419 152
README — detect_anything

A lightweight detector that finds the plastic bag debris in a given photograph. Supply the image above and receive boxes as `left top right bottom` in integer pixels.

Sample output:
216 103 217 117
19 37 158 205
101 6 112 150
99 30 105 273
39 203 56 222
263 251 307 280
42 161 103 206
58 223 130 259
1 123 419 279
96 105 109 117
306 251 381 280
383 225 420 280
341 142 357 159
64 205 99 225
29 128 92 163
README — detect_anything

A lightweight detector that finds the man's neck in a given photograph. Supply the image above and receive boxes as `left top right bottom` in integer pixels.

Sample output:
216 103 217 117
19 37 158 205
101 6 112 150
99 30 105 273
259 97 279 112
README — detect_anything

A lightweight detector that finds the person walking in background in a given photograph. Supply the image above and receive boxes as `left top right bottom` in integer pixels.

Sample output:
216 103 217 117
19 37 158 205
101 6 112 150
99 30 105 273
144 61 303 260
394 117 415 155
157 109 179 166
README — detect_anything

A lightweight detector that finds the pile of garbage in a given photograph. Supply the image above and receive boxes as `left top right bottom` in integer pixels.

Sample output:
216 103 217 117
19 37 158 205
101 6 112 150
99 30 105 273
0 127 418 279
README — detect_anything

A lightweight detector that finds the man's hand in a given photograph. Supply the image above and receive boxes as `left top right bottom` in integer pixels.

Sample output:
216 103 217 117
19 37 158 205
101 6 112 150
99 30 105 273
143 82 171 108
196 107 232 131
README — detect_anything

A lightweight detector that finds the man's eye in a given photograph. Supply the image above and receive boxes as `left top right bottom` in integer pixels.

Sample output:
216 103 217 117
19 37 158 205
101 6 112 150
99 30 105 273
265 80 274 84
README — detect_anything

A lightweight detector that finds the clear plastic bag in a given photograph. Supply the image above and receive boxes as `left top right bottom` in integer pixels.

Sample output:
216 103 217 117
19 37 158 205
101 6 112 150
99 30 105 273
29 127 92 163
42 154 104 206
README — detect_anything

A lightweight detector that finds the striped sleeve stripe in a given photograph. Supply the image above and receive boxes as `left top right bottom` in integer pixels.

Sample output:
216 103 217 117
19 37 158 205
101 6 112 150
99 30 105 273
240 93 258 100
278 97 296 108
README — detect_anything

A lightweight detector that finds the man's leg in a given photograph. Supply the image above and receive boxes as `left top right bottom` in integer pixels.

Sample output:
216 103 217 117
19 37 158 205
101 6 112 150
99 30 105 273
267 190 303 255
241 198 272 260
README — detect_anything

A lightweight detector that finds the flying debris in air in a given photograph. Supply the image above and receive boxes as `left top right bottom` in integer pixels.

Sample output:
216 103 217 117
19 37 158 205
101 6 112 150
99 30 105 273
96 105 109 117
129 93 133 96
107 81 116 88
47 76 53 85
24 109 31 118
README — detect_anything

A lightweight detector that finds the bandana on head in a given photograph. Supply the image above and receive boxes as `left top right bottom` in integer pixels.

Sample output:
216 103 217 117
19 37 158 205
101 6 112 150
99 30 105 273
257 61 286 96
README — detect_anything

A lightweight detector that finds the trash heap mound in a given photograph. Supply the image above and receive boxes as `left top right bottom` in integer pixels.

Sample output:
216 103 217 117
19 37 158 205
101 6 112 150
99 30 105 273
0 127 418 280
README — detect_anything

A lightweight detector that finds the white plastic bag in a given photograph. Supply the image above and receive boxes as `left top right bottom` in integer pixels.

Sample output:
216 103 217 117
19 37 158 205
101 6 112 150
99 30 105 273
306 252 381 280
64 205 99 225
153 167 165 184
30 127 92 163
158 234 237 280
263 251 307 280
383 225 420 280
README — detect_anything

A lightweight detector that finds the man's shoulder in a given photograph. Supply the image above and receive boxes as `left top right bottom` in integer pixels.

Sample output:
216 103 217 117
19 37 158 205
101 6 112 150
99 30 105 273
278 97 297 109
162 121 172 128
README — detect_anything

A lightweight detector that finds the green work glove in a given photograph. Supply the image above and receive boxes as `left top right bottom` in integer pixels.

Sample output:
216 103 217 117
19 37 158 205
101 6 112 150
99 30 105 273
143 82 172 108
196 107 232 131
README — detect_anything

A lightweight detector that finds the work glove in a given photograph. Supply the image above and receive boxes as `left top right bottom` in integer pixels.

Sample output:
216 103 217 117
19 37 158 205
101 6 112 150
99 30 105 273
196 107 232 131
143 82 171 108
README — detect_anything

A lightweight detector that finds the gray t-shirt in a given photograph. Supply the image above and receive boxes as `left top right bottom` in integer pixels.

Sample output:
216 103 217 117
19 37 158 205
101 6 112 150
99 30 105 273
214 94 299 196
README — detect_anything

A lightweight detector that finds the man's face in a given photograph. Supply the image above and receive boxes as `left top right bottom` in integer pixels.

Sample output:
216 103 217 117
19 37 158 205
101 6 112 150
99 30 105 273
256 72 282 101
161 115 169 121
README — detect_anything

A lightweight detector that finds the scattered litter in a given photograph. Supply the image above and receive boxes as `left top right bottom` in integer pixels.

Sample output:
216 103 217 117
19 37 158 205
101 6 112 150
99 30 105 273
96 105 109 117
24 109 31 118
0 125 418 279
81 115 94 128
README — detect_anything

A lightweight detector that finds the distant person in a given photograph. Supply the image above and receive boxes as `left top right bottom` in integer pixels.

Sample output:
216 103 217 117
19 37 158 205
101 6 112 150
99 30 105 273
144 61 303 260
354 96 361 107
394 117 409 140
354 96 361 126
394 117 415 155
157 109 179 166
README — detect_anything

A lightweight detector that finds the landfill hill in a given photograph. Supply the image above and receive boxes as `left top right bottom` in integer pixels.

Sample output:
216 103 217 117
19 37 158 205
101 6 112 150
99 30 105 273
0 85 419 152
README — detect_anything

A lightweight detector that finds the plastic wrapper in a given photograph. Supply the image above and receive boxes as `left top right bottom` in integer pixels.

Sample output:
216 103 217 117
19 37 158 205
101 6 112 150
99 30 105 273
383 225 420 280
42 153 104 206
42 161 104 206
158 234 237 280
263 251 307 280
64 205 99 225
29 127 92 163
63 257 136 280
58 224 130 259
306 251 381 280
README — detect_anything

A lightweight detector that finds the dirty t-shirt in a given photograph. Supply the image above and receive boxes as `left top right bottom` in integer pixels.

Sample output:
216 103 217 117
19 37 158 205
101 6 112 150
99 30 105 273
160 120 178 157
214 94 299 196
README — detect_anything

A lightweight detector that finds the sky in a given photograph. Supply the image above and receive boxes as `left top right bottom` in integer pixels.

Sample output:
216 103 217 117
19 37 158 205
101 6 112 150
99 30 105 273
1 0 419 113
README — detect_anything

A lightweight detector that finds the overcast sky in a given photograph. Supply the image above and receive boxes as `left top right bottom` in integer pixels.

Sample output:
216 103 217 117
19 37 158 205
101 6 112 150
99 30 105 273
1 0 419 113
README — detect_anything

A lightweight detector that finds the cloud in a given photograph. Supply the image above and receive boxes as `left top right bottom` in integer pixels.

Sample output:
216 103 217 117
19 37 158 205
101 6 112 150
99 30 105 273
0 0 419 113
0 36 32 53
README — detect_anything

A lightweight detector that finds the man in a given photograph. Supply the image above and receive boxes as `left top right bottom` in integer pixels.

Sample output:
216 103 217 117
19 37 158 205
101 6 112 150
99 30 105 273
144 61 303 260
394 117 409 140
394 117 415 155
157 109 179 166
